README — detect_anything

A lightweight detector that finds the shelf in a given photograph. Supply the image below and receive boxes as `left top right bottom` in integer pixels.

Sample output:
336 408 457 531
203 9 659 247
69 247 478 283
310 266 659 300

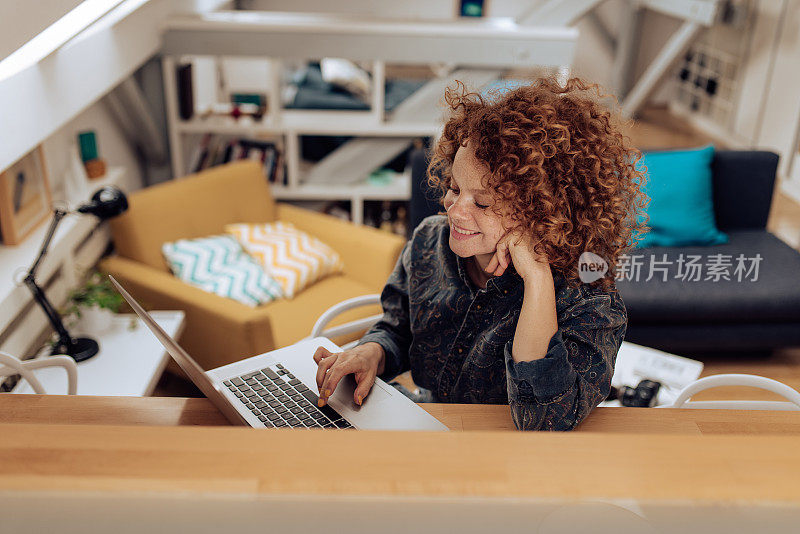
284 110 439 136
13 311 185 396
271 172 411 201
176 111 440 137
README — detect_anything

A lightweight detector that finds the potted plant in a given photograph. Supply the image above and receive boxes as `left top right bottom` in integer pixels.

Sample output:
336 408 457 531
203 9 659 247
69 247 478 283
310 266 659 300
62 271 126 333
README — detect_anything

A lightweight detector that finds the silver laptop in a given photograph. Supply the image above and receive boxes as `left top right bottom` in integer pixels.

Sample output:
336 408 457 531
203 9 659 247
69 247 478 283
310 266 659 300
110 275 448 431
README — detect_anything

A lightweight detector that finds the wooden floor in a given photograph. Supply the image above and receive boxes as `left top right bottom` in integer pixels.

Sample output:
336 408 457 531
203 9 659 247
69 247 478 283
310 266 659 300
622 105 716 150
768 189 800 249
156 105 800 404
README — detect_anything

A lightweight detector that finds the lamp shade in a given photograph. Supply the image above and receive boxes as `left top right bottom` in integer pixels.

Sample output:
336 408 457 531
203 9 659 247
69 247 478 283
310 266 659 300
76 186 128 220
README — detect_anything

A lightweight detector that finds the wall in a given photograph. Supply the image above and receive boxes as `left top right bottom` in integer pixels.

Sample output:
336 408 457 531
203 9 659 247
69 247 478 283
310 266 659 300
42 100 143 203
750 2 800 174
133 56 175 187
572 1 625 91
0 0 231 175
0 1 230 363
631 10 683 105
0 0 84 60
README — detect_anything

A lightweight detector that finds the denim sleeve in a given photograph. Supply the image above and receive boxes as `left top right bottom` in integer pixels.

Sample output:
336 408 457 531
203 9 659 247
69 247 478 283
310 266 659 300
356 240 413 381
504 287 627 431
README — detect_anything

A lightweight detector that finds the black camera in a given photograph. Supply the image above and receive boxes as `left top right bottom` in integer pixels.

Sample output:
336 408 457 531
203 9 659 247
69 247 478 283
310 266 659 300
608 379 662 407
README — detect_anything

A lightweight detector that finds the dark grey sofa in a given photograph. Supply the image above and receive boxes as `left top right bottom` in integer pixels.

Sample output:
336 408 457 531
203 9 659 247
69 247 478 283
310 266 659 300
409 148 800 354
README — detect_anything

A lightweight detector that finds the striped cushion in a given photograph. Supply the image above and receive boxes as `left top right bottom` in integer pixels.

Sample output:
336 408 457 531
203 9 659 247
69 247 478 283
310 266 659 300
162 235 283 307
225 222 344 299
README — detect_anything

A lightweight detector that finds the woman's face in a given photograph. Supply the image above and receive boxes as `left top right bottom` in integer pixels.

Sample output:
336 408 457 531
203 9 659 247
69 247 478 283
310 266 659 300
443 143 509 260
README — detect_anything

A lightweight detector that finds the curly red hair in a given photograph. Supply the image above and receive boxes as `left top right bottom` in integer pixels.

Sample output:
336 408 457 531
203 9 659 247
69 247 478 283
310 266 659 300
427 76 649 290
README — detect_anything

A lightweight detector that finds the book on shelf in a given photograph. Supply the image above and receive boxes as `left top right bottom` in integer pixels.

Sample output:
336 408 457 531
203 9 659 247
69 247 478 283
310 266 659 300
330 199 408 236
176 63 194 121
188 133 211 174
188 134 286 186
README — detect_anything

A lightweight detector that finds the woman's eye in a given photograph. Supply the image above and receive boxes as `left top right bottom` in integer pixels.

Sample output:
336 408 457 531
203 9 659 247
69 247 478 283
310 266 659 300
447 183 488 208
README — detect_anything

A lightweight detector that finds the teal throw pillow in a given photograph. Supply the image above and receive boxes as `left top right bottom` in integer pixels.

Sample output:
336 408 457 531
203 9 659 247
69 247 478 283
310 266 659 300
162 235 283 307
636 145 728 248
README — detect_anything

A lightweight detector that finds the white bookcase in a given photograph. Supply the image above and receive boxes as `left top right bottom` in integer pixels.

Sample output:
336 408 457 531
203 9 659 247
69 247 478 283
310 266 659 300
161 55 438 225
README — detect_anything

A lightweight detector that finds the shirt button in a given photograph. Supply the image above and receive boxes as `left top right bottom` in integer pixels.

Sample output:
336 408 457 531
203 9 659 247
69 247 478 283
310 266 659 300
458 348 463 353
476 305 481 310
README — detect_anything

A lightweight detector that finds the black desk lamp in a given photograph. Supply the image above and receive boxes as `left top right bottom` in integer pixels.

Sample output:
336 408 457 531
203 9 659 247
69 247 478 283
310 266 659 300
24 186 129 362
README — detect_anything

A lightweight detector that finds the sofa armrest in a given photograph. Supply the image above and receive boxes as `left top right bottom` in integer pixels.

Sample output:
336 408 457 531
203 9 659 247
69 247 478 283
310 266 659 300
712 151 779 231
99 256 277 369
275 203 406 292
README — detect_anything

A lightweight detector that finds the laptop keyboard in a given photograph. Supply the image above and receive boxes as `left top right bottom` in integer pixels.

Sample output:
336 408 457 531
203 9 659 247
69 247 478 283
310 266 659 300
223 364 353 429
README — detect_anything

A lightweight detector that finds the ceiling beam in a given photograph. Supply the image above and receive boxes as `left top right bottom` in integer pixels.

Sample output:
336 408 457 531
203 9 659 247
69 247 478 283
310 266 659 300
641 0 719 26
518 0 606 26
162 11 578 68
0 0 229 173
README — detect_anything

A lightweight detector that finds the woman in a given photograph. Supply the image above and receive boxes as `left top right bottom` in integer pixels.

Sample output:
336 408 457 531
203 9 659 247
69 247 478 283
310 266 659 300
313 76 648 431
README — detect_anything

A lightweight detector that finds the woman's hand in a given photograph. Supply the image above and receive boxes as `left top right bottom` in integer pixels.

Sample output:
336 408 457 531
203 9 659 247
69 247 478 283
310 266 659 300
485 226 550 281
313 342 385 407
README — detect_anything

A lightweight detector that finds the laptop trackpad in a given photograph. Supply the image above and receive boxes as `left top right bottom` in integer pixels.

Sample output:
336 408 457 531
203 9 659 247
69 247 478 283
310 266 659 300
331 375 393 410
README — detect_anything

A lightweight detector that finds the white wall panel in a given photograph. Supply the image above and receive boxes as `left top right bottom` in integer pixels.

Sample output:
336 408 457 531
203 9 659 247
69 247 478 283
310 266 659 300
0 0 84 60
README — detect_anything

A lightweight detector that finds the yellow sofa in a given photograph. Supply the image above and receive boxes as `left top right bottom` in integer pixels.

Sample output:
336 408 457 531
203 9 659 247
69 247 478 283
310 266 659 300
99 160 405 371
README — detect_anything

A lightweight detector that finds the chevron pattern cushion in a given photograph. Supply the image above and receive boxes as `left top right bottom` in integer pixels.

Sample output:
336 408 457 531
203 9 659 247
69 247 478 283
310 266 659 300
225 222 344 299
162 235 283 307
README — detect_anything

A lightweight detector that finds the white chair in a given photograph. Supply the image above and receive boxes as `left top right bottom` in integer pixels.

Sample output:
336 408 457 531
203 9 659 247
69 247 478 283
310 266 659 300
309 294 382 350
659 373 800 411
0 351 78 395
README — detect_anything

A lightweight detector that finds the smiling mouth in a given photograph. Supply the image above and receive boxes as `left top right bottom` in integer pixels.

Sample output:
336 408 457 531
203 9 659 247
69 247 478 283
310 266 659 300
452 224 481 236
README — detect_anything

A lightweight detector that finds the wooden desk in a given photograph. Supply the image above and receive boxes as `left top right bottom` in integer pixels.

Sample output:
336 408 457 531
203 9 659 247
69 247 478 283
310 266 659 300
1 395 799 532
2 394 800 435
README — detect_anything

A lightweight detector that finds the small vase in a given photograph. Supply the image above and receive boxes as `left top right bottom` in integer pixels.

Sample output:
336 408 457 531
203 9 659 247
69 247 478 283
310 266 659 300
75 306 114 334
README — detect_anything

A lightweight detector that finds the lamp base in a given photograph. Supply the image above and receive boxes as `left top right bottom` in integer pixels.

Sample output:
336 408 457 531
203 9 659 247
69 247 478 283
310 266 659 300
51 337 99 362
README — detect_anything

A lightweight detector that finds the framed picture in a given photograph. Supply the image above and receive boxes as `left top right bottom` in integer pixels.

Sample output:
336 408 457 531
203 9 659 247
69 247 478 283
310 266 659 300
0 145 52 246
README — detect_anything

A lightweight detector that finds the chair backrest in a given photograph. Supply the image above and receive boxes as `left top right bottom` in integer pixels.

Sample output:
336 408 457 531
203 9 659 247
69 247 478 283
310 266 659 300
0 351 78 395
310 295 383 350
711 150 779 231
660 373 800 411
110 160 277 271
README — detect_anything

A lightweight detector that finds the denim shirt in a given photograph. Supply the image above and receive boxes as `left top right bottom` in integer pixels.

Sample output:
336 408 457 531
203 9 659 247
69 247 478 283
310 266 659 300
357 215 628 431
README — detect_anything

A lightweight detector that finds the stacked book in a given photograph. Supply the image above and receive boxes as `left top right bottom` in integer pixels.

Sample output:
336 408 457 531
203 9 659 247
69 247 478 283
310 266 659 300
189 134 286 185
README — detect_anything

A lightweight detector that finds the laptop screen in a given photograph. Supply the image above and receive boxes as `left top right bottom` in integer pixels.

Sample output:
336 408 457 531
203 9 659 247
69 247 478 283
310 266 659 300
109 275 249 426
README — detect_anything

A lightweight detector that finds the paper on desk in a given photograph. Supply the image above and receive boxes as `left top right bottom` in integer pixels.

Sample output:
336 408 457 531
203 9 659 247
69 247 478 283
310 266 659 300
599 341 703 407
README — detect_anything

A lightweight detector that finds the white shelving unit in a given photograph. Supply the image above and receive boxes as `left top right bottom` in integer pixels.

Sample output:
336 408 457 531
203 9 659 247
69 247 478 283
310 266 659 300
162 55 433 225
162 55 436 225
